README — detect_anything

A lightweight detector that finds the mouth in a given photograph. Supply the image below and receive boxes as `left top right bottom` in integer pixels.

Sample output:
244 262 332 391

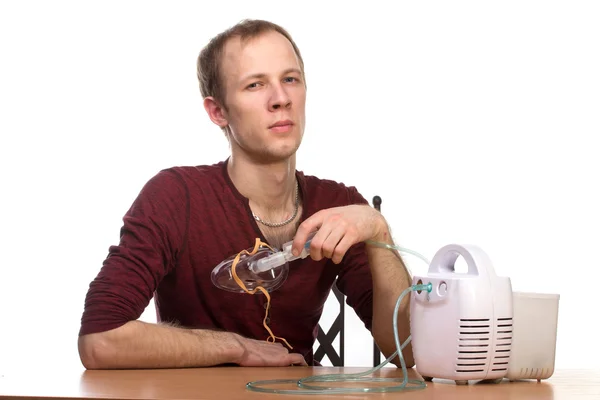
269 120 294 133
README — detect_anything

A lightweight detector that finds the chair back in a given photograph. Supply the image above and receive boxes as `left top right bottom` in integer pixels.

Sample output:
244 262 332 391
314 196 384 367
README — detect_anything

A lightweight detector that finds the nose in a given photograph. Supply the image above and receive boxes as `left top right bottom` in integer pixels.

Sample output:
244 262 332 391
268 83 292 111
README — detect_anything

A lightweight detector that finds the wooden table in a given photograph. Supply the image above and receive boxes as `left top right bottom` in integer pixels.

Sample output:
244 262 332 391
0 366 598 399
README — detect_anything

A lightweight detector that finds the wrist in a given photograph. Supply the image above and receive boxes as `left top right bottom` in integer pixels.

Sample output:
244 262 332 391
225 332 247 364
193 329 246 365
371 213 392 244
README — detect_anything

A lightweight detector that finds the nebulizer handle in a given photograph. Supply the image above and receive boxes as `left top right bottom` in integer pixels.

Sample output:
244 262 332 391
251 232 316 273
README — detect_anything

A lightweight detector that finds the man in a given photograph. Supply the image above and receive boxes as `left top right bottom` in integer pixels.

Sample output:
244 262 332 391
77 19 414 369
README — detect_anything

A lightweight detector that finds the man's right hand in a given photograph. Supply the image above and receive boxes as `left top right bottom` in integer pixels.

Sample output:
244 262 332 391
232 335 308 367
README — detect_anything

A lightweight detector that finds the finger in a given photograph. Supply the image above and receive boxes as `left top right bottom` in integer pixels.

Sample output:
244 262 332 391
308 224 334 261
292 211 325 256
331 229 359 264
321 224 345 260
288 353 308 366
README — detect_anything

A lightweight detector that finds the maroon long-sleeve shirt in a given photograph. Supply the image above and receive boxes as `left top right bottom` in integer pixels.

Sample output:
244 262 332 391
79 159 374 365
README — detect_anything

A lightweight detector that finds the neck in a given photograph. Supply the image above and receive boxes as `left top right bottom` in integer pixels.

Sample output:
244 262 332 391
227 152 297 214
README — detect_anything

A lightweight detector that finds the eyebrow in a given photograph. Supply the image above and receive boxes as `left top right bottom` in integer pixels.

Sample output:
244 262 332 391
240 68 302 82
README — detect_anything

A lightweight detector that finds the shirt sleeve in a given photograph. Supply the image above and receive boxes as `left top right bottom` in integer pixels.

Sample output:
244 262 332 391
79 169 189 336
334 186 374 332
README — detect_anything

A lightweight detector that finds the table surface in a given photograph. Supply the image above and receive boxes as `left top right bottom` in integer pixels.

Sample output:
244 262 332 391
0 366 598 399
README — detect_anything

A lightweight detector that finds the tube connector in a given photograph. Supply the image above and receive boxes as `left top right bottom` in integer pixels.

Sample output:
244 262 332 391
412 282 433 293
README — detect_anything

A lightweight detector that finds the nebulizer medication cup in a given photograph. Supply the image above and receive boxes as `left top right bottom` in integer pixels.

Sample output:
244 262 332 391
251 237 312 273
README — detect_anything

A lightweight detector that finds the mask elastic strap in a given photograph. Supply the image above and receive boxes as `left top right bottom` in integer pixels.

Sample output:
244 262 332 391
231 238 293 349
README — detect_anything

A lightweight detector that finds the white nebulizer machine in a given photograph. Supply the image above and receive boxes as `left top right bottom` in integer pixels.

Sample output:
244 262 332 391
410 244 514 384
212 236 560 395
411 243 560 385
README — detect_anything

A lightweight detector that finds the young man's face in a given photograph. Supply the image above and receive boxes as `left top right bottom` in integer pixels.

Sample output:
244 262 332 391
219 30 306 163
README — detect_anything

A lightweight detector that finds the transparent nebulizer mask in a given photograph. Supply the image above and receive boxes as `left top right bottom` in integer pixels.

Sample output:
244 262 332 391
211 233 315 293
211 244 287 293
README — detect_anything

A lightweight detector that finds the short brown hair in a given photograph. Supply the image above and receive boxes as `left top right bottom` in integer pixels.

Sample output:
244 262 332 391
197 19 305 109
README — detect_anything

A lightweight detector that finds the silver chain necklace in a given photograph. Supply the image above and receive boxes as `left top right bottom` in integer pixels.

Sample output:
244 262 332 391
252 181 300 228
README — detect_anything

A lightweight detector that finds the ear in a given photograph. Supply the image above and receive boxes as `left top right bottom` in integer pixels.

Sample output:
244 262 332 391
203 97 229 128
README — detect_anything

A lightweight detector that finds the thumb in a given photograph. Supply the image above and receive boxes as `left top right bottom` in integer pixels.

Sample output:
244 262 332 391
292 212 324 255
289 353 308 366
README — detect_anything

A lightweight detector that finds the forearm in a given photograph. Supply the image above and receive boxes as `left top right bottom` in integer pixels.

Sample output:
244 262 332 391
367 224 414 368
78 320 243 369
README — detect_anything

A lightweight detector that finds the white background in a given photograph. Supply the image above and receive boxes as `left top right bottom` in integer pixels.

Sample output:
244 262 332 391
1 0 599 374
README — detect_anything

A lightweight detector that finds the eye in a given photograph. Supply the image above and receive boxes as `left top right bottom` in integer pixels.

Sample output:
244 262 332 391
246 82 262 90
283 76 299 84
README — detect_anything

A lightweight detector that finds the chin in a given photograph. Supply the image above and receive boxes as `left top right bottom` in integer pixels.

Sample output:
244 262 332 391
265 138 301 160
257 146 299 163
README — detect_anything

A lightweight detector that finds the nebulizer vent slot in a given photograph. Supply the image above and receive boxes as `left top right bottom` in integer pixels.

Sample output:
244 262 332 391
492 317 512 372
519 367 547 379
455 319 494 373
